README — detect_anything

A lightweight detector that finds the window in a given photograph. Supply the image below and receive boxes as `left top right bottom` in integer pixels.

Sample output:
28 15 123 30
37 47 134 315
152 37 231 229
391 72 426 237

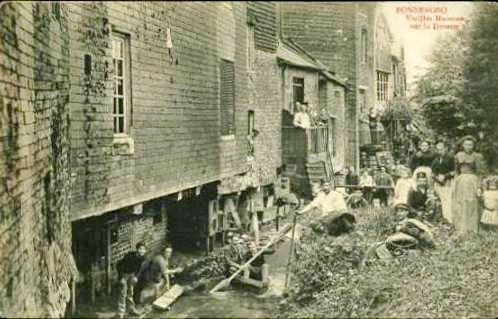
376 71 389 103
248 110 254 135
392 63 399 95
220 59 235 136
292 77 304 112
112 33 131 134
247 24 255 71
361 29 367 63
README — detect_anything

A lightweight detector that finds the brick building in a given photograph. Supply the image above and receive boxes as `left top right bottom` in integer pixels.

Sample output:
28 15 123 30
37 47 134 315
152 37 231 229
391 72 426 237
280 2 407 169
278 40 347 197
0 2 374 317
0 2 78 317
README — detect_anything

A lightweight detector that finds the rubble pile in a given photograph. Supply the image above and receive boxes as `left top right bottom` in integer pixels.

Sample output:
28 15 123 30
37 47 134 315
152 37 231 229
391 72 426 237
279 207 498 318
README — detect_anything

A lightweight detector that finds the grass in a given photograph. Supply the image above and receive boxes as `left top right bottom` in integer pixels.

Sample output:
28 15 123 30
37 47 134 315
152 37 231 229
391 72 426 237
279 207 498 318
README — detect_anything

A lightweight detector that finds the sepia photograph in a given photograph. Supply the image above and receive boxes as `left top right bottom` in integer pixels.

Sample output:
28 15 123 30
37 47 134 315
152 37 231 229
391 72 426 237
0 1 497 318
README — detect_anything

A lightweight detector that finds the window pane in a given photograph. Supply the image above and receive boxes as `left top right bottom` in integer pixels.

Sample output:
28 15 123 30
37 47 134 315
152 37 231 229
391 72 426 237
114 40 122 58
114 116 118 133
118 98 124 115
113 39 118 57
118 117 124 133
117 79 123 95
113 98 117 115
117 60 123 77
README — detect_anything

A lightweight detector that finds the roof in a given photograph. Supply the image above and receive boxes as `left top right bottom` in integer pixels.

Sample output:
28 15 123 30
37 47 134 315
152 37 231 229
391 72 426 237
277 41 321 70
277 39 347 87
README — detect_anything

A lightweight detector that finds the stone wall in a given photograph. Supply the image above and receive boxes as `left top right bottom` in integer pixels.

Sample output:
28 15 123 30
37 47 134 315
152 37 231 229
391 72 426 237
0 2 76 317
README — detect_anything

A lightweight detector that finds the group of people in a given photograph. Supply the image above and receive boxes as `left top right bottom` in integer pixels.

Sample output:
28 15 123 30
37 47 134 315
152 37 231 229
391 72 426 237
293 101 328 130
392 137 498 234
339 166 395 207
115 242 183 318
302 135 498 237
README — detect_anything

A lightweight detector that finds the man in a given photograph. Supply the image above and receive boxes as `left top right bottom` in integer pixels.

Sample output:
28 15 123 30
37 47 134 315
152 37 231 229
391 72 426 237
431 140 455 223
373 166 394 206
116 242 149 318
345 166 359 194
297 180 348 218
409 140 435 173
136 246 183 304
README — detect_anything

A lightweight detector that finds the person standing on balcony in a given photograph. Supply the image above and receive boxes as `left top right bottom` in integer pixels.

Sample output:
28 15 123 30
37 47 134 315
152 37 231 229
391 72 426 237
293 102 311 129
368 107 378 144
359 107 371 146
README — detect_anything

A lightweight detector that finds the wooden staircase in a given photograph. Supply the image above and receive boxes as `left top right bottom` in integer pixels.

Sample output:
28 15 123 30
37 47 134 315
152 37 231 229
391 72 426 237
305 158 332 188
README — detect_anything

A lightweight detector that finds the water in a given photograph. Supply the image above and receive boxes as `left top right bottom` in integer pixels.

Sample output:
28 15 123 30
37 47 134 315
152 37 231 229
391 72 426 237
150 240 293 318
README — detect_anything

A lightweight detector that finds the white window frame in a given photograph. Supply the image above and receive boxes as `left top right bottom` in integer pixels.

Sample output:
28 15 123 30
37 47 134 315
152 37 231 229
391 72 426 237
376 71 389 103
112 33 131 136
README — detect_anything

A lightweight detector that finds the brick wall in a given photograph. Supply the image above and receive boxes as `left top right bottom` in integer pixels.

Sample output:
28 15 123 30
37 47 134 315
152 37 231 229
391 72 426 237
247 1 281 186
248 49 282 185
68 2 251 220
0 3 75 317
281 2 359 168
327 82 347 170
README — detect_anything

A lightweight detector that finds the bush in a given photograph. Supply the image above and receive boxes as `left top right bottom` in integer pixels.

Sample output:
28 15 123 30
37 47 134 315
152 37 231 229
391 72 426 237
280 207 498 318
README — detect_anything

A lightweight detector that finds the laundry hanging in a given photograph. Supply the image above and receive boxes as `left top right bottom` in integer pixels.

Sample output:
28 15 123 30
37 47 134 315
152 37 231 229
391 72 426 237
165 26 178 65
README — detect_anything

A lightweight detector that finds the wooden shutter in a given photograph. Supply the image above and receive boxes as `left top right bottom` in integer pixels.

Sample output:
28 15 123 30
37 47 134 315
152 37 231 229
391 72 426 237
220 60 235 135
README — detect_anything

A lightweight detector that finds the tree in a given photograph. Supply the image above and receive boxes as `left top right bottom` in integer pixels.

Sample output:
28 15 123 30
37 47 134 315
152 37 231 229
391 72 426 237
414 31 468 139
415 3 498 168
463 3 498 166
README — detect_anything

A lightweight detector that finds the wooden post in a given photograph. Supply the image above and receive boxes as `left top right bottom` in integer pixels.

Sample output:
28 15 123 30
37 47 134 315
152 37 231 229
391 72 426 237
284 214 298 293
71 279 76 315
106 226 112 296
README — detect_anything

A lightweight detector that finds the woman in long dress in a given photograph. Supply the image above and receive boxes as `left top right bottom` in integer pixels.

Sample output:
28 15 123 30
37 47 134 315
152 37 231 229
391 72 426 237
359 108 371 146
452 136 484 235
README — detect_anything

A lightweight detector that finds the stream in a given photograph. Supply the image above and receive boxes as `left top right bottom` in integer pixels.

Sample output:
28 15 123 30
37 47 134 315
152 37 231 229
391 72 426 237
150 239 292 318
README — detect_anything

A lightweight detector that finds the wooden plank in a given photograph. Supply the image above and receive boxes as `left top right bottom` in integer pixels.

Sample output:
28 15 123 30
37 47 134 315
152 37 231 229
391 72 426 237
152 284 185 310
209 223 292 293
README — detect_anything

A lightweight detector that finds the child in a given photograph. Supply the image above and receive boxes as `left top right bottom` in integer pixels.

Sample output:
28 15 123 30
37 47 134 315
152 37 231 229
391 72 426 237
359 169 375 204
393 166 412 207
480 176 498 231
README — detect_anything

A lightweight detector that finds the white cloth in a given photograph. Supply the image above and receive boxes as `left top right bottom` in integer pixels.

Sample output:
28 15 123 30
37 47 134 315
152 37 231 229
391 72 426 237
166 27 173 48
359 175 375 187
293 112 311 129
434 179 454 223
393 178 413 206
308 190 347 216
481 190 498 225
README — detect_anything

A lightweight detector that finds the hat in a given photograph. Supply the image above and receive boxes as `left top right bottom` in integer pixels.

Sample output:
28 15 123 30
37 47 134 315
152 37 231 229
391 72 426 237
458 135 477 146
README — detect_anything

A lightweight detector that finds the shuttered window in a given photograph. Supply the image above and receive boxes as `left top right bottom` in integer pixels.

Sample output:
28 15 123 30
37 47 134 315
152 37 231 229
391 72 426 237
220 60 235 136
